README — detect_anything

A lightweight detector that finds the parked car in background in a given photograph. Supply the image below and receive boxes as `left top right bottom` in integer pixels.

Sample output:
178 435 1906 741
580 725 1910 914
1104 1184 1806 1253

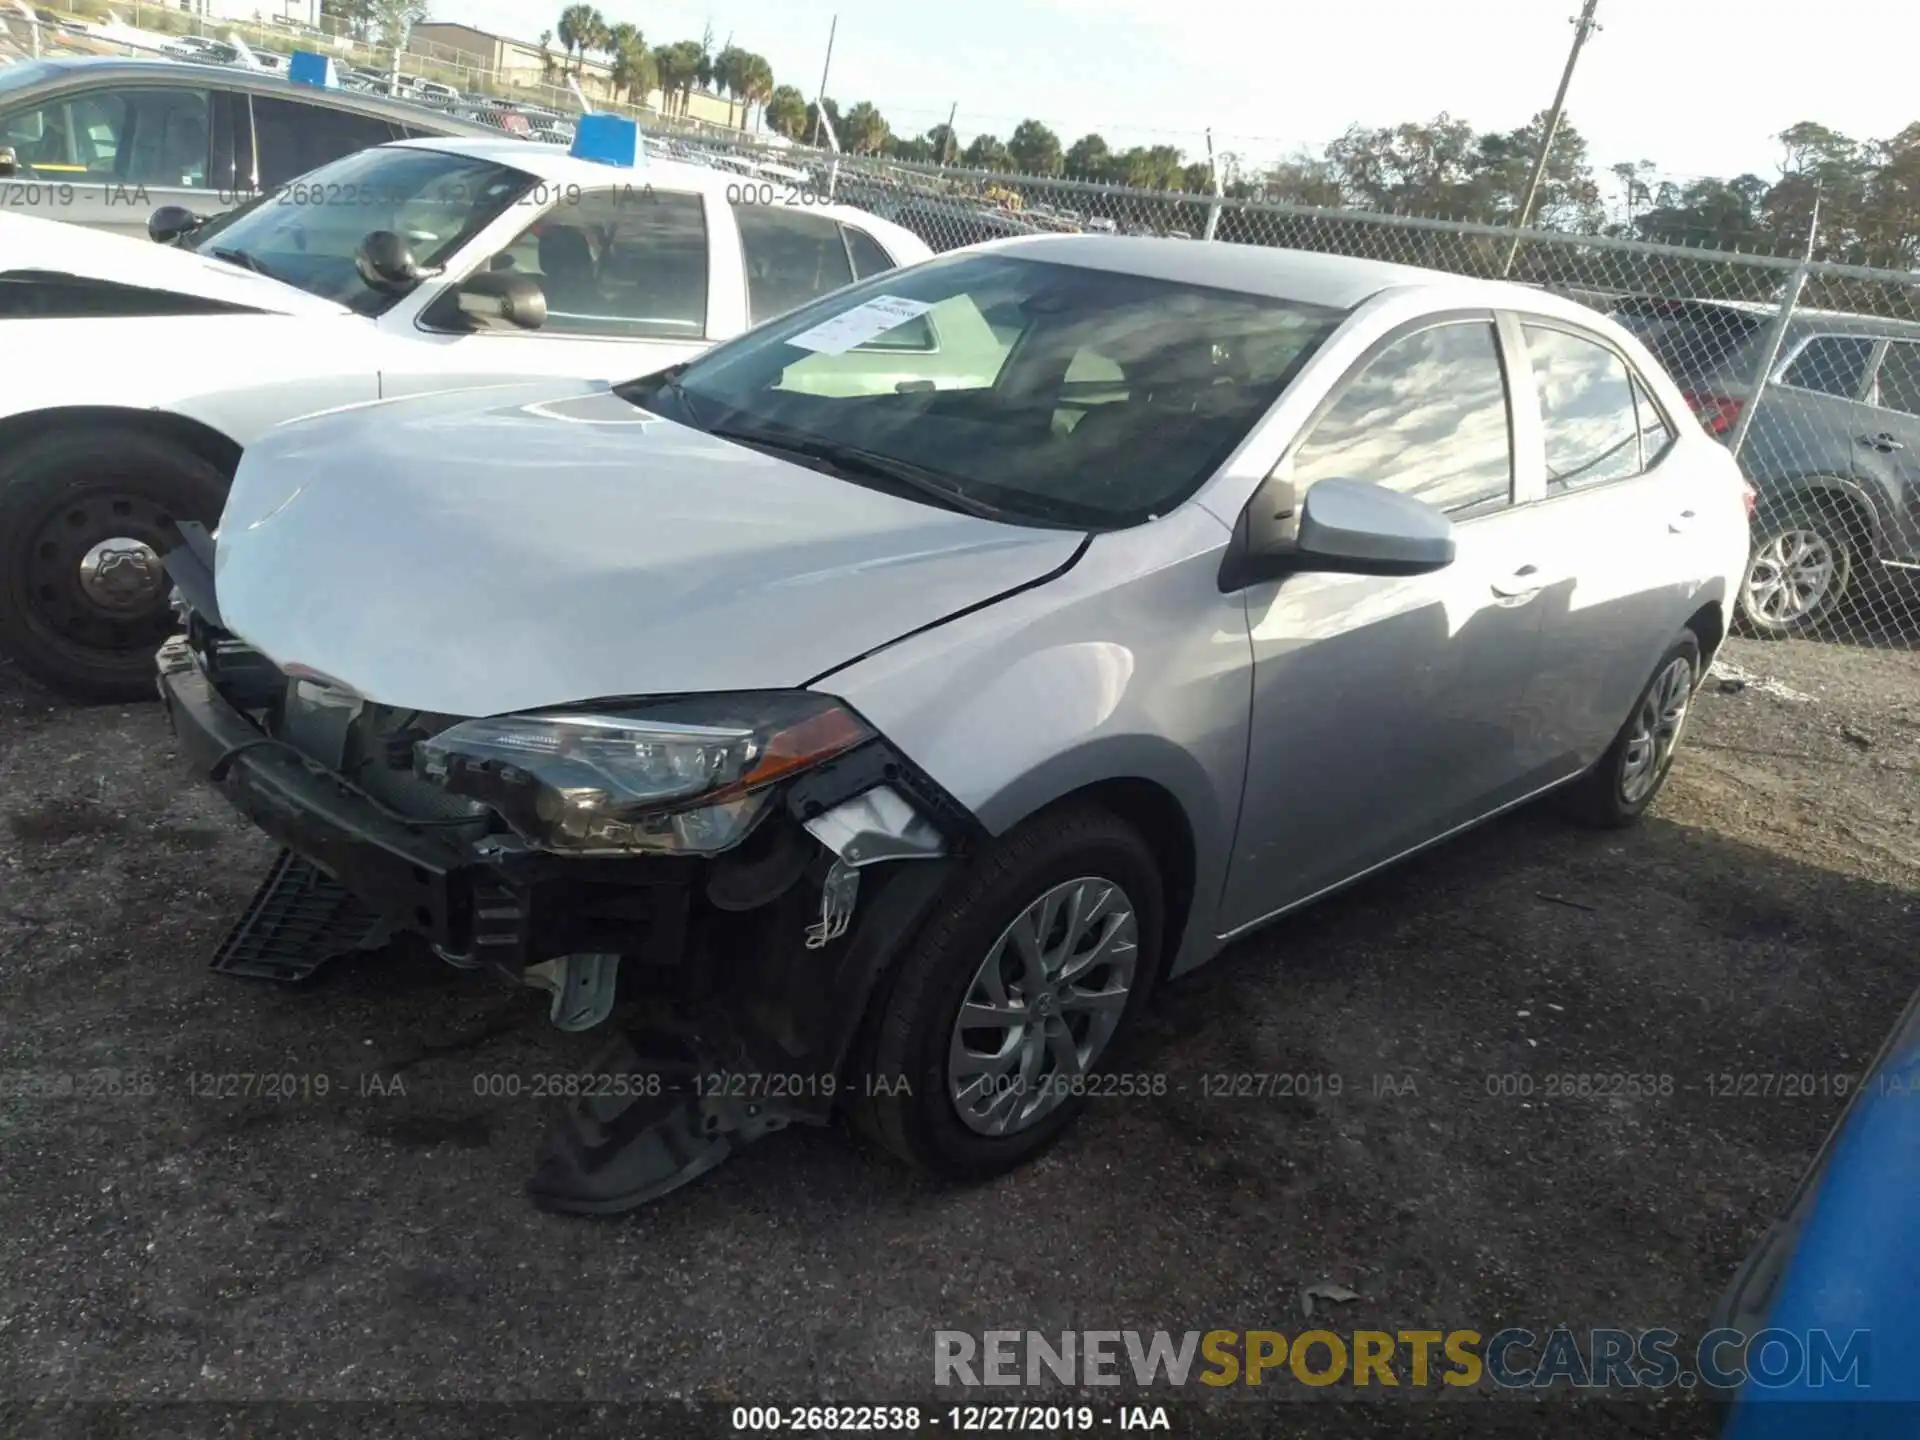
1608 296 1920 636
0 57 515 238
154 237 1749 1213
0 134 931 699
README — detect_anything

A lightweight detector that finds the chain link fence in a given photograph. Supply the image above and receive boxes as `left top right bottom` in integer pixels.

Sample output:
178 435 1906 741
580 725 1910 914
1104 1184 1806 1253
7 6 1919 656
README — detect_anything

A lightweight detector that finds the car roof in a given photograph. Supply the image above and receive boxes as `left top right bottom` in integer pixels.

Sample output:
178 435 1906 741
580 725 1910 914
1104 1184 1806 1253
386 133 786 196
963 233 1589 314
3 57 509 136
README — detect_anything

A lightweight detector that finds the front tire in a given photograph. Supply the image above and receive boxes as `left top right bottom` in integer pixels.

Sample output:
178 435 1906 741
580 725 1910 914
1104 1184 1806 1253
1557 631 1701 829
1738 505 1855 637
851 805 1164 1181
0 430 229 702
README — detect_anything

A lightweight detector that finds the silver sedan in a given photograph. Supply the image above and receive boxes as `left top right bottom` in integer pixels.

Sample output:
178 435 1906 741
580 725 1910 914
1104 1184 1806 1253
164 235 1752 1210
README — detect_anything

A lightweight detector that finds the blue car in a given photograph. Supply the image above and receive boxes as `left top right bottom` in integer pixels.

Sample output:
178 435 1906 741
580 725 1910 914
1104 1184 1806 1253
1715 982 1920 1434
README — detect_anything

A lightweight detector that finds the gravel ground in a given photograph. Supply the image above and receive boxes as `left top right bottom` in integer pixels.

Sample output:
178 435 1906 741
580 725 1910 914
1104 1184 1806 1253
1 632 1915 1439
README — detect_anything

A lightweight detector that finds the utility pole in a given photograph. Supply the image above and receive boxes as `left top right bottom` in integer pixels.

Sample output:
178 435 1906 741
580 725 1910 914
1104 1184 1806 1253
811 14 837 149
1502 0 1601 276
942 101 958 165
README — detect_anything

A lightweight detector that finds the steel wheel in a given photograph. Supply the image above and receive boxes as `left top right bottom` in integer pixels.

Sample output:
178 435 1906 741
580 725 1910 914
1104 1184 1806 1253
23 491 176 655
947 875 1139 1138
1743 528 1837 626
1619 654 1694 805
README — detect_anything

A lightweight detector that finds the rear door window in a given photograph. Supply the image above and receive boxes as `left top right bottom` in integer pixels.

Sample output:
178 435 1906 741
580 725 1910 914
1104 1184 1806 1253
1524 324 1644 491
250 95 400 187
1780 335 1874 399
735 205 856 324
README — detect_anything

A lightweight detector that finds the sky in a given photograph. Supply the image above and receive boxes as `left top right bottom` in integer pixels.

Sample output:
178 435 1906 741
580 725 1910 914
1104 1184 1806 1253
454 0 1920 189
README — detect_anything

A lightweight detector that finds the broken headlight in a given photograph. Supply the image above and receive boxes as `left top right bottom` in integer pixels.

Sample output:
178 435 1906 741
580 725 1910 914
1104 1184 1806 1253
414 693 872 855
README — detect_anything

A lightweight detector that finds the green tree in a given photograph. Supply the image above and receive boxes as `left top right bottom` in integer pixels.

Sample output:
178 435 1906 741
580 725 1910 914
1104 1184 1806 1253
1063 133 1110 180
962 134 1012 170
736 53 775 132
841 101 891 156
805 96 843 148
653 39 705 115
606 22 654 105
555 4 606 78
924 122 959 166
765 84 808 140
1006 119 1063 176
710 44 748 126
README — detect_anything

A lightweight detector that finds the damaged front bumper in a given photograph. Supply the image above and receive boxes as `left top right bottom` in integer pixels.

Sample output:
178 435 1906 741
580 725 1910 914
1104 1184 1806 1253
156 627 976 1214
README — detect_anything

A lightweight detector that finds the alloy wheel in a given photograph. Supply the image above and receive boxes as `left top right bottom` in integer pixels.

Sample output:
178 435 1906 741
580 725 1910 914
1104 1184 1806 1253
1620 655 1694 805
1744 528 1837 625
947 876 1139 1138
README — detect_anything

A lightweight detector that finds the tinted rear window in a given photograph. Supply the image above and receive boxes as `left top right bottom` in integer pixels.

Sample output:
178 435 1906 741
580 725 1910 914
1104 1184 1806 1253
1608 300 1764 380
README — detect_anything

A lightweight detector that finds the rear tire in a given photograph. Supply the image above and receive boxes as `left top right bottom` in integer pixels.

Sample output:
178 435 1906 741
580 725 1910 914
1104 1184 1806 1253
0 429 229 702
849 805 1164 1181
1557 632 1701 829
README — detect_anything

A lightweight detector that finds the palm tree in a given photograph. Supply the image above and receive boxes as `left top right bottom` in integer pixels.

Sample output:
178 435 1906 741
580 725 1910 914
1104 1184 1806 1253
659 39 704 116
710 45 749 127
555 4 596 76
841 101 889 157
606 22 653 106
737 53 775 133
764 84 807 141
537 28 560 84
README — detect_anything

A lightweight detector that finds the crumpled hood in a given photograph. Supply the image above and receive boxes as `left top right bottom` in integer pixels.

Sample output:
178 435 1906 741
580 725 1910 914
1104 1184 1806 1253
0 210 351 318
215 383 1085 716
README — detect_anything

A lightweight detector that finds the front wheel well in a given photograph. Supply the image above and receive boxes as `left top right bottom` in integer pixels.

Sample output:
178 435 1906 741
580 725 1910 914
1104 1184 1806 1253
1033 777 1196 984
0 407 243 483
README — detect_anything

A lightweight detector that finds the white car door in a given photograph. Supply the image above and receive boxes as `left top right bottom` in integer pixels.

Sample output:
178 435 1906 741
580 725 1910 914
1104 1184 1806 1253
376 183 746 391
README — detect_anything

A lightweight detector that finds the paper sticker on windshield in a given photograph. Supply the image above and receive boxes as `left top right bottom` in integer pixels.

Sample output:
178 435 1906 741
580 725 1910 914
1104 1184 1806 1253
785 296 935 356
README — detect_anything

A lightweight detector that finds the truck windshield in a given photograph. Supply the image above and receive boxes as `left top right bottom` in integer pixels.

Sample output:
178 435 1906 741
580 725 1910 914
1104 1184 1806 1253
186 145 537 315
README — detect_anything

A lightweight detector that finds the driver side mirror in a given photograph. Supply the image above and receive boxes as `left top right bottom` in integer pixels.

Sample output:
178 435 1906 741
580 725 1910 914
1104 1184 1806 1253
450 269 548 332
147 204 205 245
1220 473 1456 590
0 146 18 179
354 229 441 293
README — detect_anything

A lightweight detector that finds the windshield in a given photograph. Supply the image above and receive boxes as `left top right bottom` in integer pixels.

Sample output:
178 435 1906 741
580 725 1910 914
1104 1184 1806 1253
622 253 1345 529
186 145 538 315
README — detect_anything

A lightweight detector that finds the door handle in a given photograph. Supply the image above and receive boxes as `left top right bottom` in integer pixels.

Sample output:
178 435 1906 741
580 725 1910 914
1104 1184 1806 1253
1490 563 1550 599
1858 432 1905 452
1668 509 1698 534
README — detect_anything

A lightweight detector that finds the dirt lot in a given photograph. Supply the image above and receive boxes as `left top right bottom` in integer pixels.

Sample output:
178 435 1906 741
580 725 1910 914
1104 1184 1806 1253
1 631 1915 1439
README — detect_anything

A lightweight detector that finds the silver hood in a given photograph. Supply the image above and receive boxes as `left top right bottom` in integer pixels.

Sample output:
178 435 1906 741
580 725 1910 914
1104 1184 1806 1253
214 383 1085 716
